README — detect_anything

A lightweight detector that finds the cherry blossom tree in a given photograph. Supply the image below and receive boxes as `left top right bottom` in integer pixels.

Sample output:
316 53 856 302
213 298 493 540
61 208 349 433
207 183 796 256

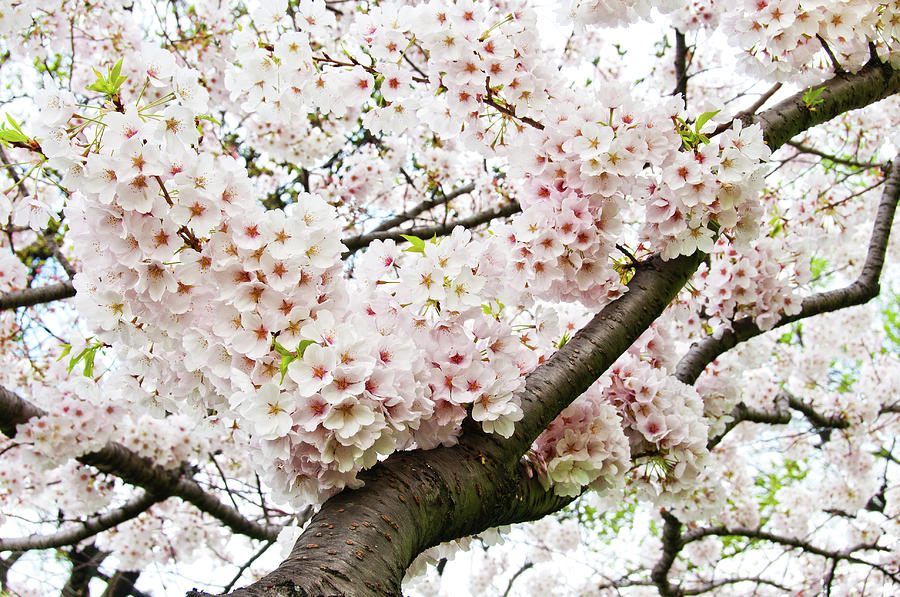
2 1 900 596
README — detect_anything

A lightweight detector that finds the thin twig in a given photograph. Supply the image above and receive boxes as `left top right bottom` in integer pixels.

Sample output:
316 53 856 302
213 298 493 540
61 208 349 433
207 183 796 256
712 82 783 136
342 201 520 256
221 540 276 594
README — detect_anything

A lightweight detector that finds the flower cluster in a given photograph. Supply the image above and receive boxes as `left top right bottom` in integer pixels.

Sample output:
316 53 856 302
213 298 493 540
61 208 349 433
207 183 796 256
697 234 809 333
14 367 211 470
601 348 710 500
490 88 770 309
15 382 117 462
640 121 771 259
531 387 631 497
34 50 545 505
94 498 227 571
565 0 686 28
5 0 781 517
721 0 900 80
355 230 537 443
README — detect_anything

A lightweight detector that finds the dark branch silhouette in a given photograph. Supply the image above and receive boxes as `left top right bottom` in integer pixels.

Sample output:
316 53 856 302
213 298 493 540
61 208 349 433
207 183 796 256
342 201 520 255
0 281 76 310
0 491 160 551
677 155 900 385
0 385 281 542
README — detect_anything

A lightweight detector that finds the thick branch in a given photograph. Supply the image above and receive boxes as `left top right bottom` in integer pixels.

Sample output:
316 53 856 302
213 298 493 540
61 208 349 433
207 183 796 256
0 491 160 551
673 29 688 104
753 57 900 150
0 281 75 310
650 510 684 597
677 157 900 385
192 428 572 597
0 385 280 542
514 252 706 453
342 201 520 255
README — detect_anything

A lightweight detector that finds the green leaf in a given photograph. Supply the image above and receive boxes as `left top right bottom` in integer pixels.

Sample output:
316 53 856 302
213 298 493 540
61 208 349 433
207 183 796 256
400 234 426 254
0 127 29 145
57 343 72 361
196 114 222 126
87 67 111 94
82 347 96 377
0 115 30 145
67 346 91 374
810 256 828 279
279 354 295 384
273 341 294 357
110 58 123 84
279 340 318 383
694 109 720 133
296 339 316 358
66 341 102 377
86 59 128 98
6 113 23 133
557 331 570 349
802 86 825 109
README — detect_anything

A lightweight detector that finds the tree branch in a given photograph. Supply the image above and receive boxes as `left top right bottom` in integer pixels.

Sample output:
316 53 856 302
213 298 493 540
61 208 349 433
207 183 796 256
0 551 22 591
369 182 476 234
786 140 885 170
0 145 30 200
342 201 520 256
707 393 792 450
189 55 900 596
501 561 533 597
672 29 688 105
706 390 853 449
681 576 793 595
712 83 783 136
61 543 107 597
676 156 900 385
784 391 850 432
0 491 160 551
0 281 76 310
753 57 900 150
650 510 684 597
682 525 897 583
100 570 143 597
513 252 706 453
191 438 573 597
45 235 77 279
221 540 277 594
0 385 281 542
